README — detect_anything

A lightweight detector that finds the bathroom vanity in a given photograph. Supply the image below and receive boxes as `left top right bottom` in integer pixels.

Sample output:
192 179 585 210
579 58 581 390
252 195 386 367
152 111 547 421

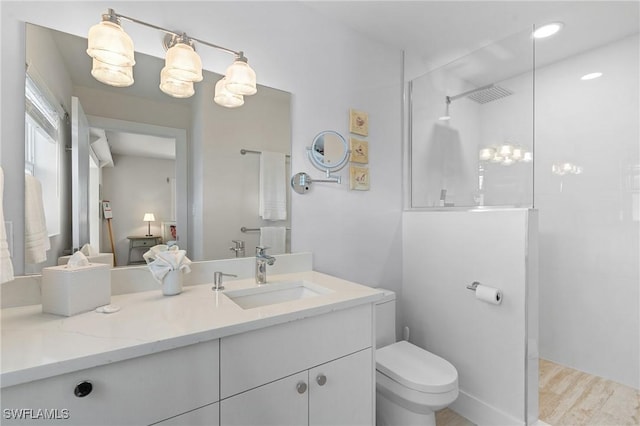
0 271 382 425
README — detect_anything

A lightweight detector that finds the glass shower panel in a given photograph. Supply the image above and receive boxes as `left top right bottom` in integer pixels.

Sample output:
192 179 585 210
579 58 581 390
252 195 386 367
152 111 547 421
409 28 534 208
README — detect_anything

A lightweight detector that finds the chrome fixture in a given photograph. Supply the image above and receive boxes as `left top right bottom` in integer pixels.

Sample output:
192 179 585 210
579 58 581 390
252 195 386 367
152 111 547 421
86 8 257 107
255 246 276 284
212 271 237 291
229 240 245 258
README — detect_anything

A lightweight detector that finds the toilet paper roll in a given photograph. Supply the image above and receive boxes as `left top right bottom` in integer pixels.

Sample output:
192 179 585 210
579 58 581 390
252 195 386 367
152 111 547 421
475 284 502 305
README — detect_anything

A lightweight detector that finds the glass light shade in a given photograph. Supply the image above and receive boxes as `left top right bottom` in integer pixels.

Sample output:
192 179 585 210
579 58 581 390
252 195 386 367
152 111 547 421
502 157 515 166
143 213 155 222
87 20 135 67
491 153 504 163
499 144 514 157
214 77 244 108
522 152 533 162
91 58 134 87
225 59 257 95
511 147 523 161
479 148 494 161
164 43 203 82
160 67 195 98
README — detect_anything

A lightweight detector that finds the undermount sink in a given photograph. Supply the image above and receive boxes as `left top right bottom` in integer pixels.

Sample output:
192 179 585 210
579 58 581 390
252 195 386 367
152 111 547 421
224 280 332 309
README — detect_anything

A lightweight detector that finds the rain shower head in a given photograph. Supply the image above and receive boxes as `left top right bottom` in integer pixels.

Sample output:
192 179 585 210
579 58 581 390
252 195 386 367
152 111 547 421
449 84 513 104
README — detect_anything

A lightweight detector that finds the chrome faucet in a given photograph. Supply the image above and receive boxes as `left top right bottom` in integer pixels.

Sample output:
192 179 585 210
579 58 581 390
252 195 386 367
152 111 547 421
255 246 276 284
229 240 245 257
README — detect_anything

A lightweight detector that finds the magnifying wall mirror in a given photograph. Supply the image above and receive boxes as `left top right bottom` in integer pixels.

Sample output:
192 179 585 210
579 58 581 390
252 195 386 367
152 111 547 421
307 130 349 174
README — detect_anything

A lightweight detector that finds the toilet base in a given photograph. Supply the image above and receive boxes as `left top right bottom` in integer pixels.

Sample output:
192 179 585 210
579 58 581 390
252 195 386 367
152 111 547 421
376 391 436 426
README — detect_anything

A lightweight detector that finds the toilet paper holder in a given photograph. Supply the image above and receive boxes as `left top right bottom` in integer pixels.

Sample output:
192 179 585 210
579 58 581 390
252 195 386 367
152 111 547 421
466 281 481 291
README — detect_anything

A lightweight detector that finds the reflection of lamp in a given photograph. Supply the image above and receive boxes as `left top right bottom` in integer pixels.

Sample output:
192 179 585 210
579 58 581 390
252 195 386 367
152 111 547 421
143 213 155 236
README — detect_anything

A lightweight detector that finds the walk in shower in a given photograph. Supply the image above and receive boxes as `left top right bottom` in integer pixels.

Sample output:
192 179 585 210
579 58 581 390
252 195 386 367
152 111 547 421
405 12 639 424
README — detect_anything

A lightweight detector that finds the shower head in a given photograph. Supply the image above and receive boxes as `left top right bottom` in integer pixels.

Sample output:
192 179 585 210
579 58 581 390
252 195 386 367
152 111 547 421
449 84 513 104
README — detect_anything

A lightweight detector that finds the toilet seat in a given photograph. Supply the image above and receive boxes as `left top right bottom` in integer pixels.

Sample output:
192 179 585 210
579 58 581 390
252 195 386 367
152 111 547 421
376 341 458 394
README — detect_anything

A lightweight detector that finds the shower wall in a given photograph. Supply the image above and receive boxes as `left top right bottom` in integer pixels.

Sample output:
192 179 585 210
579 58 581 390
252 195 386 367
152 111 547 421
535 34 639 389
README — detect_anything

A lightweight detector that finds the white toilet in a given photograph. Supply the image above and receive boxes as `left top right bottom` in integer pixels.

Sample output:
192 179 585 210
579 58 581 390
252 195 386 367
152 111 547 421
375 289 459 426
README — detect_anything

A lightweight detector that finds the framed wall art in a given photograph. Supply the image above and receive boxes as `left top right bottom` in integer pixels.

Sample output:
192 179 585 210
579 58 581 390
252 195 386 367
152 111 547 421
349 109 369 136
349 165 370 191
349 138 369 164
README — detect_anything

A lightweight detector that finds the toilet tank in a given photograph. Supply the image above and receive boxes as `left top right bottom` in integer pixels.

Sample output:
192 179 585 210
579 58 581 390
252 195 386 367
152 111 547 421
375 289 397 348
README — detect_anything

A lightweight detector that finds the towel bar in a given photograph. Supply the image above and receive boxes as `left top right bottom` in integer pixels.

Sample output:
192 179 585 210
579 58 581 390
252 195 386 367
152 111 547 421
241 227 291 233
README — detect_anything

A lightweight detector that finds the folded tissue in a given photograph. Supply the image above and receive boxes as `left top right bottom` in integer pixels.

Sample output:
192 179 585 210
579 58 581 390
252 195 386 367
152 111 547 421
144 245 192 296
42 252 111 316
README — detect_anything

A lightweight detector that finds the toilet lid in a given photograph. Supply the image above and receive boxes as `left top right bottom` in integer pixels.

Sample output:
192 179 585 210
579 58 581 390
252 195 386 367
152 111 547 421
376 341 458 394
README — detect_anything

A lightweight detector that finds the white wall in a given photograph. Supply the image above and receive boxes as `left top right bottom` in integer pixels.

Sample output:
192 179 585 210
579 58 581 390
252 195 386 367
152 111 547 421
1 2 403 290
402 209 538 425
535 35 639 388
101 154 175 265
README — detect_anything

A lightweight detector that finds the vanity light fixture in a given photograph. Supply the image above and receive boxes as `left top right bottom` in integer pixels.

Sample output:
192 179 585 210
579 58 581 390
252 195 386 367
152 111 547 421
86 8 257 106
533 22 564 39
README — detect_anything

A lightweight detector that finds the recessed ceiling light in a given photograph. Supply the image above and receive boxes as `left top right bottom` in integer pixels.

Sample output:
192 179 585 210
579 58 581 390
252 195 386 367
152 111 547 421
533 22 564 39
581 72 603 80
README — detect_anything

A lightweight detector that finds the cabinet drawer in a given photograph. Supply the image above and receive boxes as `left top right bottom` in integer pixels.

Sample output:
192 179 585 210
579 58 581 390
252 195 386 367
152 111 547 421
153 402 219 426
220 303 372 398
131 239 155 248
1 340 219 426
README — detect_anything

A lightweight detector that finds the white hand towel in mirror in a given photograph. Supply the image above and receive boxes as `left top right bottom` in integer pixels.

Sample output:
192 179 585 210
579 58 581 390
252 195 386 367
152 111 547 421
259 151 287 221
260 227 286 255
0 167 14 283
24 174 50 264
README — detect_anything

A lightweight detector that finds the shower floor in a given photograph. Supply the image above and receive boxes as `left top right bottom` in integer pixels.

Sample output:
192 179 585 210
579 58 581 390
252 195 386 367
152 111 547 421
539 358 640 425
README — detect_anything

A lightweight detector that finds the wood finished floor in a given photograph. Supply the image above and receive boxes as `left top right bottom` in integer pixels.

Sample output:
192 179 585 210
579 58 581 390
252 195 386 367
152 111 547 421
435 359 640 426
539 359 640 426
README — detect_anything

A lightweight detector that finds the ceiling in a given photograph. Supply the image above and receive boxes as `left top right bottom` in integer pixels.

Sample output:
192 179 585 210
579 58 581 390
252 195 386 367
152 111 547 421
49 2 638 157
304 1 639 75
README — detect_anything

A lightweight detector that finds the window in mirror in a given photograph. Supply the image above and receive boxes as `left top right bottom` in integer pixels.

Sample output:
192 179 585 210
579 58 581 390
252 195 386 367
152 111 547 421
24 72 62 238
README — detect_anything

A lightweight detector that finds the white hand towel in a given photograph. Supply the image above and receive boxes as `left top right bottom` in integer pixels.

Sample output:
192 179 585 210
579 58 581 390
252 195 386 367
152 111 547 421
146 246 191 284
24 174 50 264
259 151 287 221
260 226 287 255
0 167 15 283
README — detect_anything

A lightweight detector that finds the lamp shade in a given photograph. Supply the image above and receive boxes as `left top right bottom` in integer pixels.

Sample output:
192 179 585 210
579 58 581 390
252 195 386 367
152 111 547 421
214 77 244 108
164 43 203 83
143 213 156 222
225 58 257 96
160 67 195 98
91 58 134 87
87 20 135 67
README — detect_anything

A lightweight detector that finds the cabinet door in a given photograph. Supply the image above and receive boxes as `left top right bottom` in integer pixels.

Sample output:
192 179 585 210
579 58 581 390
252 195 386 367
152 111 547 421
309 349 373 426
220 371 308 426
153 402 219 426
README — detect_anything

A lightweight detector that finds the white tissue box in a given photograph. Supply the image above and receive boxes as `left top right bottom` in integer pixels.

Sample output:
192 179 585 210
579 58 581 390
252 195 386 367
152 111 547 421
57 253 114 267
41 264 111 316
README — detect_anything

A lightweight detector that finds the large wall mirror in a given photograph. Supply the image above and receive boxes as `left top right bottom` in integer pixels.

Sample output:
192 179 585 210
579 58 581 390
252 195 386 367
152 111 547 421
22 23 292 274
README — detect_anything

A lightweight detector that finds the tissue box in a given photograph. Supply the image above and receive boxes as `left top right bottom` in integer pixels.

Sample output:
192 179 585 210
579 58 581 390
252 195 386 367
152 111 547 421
57 253 114 267
41 264 111 316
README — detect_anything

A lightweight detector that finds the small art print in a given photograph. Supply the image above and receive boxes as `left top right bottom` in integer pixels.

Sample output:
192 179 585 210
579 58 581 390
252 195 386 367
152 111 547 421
349 138 369 164
349 109 369 136
350 165 370 191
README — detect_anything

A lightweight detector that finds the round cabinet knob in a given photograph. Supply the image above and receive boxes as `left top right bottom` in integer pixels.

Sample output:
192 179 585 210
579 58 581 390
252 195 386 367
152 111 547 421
296 382 307 394
316 374 327 386
74 381 93 398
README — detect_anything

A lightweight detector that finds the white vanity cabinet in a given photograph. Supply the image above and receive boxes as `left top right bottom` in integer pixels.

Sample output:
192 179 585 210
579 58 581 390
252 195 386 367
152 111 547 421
219 304 374 426
0 340 219 426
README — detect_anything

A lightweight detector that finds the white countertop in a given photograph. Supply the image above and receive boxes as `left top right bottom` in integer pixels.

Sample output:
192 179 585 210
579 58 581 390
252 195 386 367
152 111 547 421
1 271 383 388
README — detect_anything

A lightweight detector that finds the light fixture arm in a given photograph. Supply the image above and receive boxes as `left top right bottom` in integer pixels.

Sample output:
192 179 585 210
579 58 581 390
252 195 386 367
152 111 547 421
109 9 242 58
